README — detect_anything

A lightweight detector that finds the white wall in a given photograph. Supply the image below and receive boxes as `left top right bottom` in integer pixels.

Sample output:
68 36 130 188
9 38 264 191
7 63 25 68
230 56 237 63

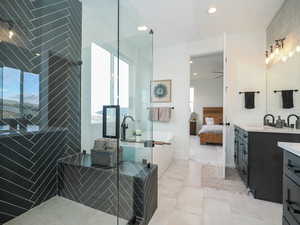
153 36 224 159
154 32 266 167
191 78 224 131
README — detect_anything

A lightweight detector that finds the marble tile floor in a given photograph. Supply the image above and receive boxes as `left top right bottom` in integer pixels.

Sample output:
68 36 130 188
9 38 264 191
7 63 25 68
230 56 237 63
150 159 282 225
189 136 224 166
4 160 282 225
4 196 128 225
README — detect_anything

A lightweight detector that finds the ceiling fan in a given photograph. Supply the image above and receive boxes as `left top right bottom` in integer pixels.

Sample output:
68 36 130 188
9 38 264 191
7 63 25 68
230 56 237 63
212 71 224 79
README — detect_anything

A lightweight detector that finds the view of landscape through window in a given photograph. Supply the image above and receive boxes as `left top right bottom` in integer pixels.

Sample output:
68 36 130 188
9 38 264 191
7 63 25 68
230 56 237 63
1 67 39 121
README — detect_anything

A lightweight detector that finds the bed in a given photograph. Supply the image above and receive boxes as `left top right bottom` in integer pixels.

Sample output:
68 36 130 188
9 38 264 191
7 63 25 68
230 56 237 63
198 107 223 145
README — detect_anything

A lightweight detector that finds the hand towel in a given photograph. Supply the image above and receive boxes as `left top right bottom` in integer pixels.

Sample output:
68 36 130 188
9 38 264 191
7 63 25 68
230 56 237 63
244 92 255 109
158 107 171 122
282 90 294 109
149 107 159 121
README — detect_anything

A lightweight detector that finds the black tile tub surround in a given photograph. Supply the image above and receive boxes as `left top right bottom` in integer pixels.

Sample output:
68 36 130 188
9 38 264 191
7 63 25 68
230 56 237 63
58 154 158 225
0 0 82 224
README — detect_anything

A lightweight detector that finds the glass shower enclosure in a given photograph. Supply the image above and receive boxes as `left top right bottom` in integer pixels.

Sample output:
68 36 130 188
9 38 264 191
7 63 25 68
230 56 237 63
80 0 155 224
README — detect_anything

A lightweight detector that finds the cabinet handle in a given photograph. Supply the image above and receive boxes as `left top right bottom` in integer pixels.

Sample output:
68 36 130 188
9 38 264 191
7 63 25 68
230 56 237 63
288 164 300 174
287 201 300 215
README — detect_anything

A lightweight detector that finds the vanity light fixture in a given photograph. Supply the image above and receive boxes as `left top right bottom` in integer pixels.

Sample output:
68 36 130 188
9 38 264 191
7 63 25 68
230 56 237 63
193 73 198 76
208 7 217 14
137 26 148 31
190 60 193 64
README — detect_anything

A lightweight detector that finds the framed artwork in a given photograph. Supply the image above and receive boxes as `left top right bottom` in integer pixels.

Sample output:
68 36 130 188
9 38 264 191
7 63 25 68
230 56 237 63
151 80 172 103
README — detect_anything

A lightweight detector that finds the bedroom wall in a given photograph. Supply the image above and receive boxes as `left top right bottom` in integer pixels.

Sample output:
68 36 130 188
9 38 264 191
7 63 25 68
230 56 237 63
191 78 224 131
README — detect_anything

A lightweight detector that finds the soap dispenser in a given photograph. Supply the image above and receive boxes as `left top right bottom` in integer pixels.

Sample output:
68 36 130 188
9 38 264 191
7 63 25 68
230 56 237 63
275 116 283 128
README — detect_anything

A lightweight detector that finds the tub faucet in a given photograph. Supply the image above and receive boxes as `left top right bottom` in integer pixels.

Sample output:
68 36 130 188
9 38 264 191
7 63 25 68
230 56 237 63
264 114 275 126
121 115 135 141
287 114 299 127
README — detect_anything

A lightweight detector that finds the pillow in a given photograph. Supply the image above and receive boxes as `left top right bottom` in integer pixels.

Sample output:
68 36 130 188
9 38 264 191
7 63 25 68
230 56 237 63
205 117 215 125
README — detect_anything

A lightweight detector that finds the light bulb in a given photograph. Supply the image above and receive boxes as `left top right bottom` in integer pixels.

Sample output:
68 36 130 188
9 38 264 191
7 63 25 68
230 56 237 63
270 53 275 59
208 7 217 14
189 60 193 64
275 48 280 55
8 30 14 39
296 46 300 52
265 58 270 65
282 56 288 62
193 73 198 76
289 51 295 58
137 26 148 31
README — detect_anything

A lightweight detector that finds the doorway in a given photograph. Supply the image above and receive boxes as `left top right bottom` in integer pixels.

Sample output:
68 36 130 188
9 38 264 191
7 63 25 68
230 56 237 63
189 52 225 169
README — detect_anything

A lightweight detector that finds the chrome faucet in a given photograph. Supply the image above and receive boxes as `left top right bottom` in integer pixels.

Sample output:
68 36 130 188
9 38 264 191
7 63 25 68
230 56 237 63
287 114 299 127
121 115 135 141
264 114 275 126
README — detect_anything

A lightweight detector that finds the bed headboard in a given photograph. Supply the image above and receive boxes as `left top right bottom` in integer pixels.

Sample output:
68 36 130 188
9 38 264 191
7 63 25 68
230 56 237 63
203 107 223 125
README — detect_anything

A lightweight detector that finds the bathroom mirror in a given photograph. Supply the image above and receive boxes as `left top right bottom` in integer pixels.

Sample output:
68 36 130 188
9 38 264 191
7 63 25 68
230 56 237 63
266 51 300 120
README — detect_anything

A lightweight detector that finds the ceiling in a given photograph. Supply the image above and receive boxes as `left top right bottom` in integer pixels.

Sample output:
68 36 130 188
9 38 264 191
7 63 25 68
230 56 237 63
128 0 284 47
190 53 223 81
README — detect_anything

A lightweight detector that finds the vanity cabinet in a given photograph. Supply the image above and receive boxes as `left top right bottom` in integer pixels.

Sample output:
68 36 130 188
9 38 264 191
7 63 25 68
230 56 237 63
234 126 300 203
283 151 300 225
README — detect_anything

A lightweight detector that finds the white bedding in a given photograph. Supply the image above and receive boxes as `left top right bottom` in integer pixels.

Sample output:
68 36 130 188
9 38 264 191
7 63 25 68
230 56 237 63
199 125 223 134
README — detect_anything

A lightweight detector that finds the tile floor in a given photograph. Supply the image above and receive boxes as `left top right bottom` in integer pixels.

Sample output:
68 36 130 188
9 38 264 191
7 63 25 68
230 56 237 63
149 159 282 225
4 196 127 225
189 136 224 166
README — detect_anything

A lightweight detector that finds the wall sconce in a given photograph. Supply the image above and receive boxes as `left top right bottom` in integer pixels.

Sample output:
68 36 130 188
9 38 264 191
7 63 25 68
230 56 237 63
265 38 289 65
0 17 14 39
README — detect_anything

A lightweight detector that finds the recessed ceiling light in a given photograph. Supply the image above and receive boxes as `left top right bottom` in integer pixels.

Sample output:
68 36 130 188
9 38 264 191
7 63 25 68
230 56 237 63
137 26 148 31
208 7 217 14
193 73 198 76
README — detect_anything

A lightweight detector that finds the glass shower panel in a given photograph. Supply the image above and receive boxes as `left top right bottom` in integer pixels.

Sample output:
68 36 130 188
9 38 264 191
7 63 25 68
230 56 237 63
81 0 121 225
118 0 154 224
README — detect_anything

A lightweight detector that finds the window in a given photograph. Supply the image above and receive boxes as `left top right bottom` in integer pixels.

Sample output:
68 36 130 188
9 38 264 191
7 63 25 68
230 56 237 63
190 87 194 112
1 67 21 118
114 56 129 116
91 43 130 123
91 43 111 123
0 67 40 121
23 72 40 119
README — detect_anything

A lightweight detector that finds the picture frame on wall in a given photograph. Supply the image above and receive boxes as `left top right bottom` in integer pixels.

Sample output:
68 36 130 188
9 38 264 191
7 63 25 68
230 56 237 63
151 80 172 103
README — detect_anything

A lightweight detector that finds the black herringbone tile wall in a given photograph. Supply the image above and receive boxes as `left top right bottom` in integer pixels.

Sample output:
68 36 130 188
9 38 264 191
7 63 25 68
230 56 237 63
58 154 158 225
0 0 82 223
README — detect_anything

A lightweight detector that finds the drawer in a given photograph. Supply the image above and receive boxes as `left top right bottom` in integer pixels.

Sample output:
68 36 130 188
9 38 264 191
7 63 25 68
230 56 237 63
283 176 300 225
284 151 300 185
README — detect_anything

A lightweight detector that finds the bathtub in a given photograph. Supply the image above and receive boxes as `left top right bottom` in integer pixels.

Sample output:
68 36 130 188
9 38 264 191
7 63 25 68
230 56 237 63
121 131 174 178
153 131 174 178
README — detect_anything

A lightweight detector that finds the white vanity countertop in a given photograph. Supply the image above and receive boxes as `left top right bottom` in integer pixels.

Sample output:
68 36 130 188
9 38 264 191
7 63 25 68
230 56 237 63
235 124 300 134
278 142 300 157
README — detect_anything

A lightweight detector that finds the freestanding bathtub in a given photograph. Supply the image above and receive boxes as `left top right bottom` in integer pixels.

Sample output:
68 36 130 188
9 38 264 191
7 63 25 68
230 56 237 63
121 132 174 178
152 131 174 178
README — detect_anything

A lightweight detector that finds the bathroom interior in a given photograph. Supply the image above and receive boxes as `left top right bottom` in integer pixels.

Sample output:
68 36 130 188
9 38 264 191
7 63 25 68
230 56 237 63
1 0 300 225
0 0 160 224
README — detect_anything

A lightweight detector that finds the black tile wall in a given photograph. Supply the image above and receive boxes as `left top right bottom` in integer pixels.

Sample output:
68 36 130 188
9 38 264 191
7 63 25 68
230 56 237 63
58 154 158 225
0 0 82 223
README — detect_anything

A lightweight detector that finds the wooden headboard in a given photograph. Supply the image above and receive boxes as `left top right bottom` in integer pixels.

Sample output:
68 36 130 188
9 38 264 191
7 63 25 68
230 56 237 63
203 107 223 125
